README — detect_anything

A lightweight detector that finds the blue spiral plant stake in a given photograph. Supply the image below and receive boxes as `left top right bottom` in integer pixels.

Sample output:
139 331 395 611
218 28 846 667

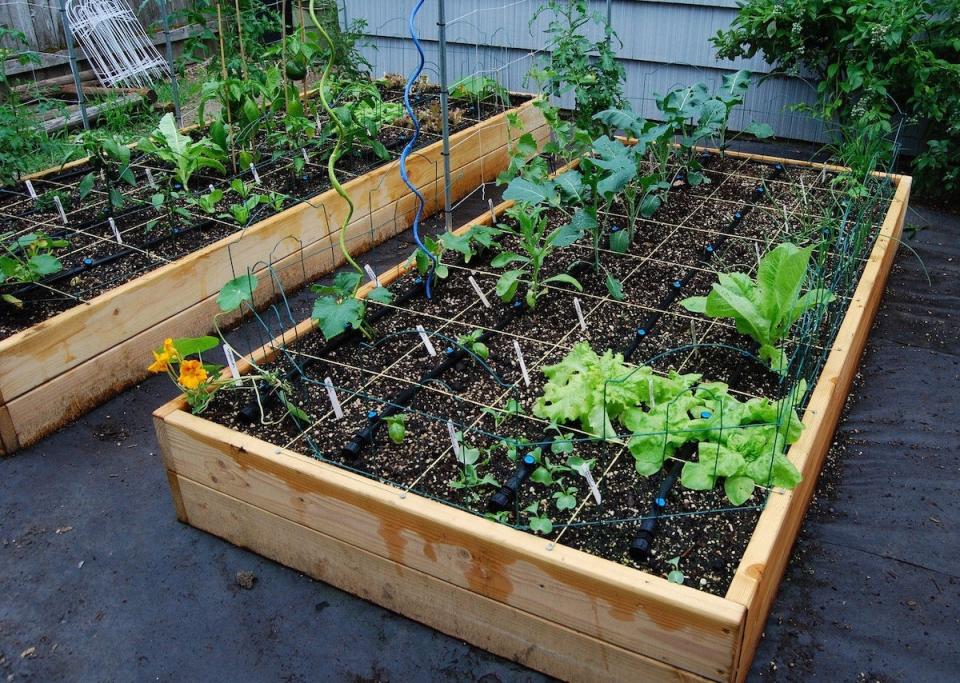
399 0 436 299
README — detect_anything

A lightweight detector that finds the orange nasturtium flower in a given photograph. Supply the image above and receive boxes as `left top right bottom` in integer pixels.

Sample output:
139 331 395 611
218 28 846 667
178 360 208 390
147 338 179 374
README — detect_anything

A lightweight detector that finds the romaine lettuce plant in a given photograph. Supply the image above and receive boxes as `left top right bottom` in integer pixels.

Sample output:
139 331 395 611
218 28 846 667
138 113 227 190
680 242 836 374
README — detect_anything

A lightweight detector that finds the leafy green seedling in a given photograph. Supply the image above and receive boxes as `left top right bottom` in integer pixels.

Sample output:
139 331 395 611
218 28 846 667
383 414 407 444
666 556 685 584
680 242 836 374
524 501 554 535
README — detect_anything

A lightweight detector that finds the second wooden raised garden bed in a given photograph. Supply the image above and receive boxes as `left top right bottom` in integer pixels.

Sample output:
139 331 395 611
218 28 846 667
0 96 547 455
154 150 910 681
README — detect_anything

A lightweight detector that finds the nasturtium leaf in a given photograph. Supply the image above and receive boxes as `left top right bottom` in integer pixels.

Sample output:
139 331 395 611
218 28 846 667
217 273 258 312
172 336 220 357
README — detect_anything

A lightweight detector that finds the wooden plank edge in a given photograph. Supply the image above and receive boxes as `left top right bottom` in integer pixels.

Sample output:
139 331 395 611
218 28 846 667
177 474 712 683
159 409 744 679
725 176 911 682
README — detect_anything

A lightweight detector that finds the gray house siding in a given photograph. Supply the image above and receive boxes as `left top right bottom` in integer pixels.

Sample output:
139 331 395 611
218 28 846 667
346 0 828 143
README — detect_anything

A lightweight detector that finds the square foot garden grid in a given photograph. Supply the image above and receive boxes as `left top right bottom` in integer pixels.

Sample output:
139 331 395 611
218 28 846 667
154 149 910 682
0 93 548 456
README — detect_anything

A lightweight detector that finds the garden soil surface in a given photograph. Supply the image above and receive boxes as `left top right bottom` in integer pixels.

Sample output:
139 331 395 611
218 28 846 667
1 156 957 681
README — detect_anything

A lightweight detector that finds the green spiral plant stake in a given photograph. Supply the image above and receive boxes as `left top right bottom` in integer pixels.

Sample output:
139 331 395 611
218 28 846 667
306 1 393 342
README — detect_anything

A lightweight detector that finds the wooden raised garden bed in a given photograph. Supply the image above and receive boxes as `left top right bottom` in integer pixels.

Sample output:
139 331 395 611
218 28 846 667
0 96 547 456
153 150 910 682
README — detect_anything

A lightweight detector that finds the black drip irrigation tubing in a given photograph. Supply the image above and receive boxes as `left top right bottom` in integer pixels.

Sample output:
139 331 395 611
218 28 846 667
339 298 526 460
5 217 217 301
487 159 784 548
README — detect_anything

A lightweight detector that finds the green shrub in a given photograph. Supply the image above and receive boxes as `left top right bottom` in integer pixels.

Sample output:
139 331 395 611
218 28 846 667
713 0 960 195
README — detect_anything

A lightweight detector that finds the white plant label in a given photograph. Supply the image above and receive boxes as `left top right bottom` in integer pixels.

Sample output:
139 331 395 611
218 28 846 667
249 162 261 184
416 325 436 356
324 377 344 419
468 275 491 308
513 340 530 386
577 463 602 505
573 297 587 331
222 344 240 379
648 376 656 408
25 180 37 200
447 419 461 460
301 148 310 165
108 217 122 244
488 198 497 223
363 263 381 287
145 168 156 187
53 196 67 224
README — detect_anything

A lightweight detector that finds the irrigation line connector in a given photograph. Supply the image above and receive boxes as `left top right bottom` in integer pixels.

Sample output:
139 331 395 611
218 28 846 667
25 180 38 201
577 463 602 505
249 163 261 184
573 297 587 331
53 196 68 224
363 264 381 287
323 377 344 419
416 325 437 356
222 344 240 379
447 419 461 460
468 275 491 308
108 217 122 244
513 339 530 386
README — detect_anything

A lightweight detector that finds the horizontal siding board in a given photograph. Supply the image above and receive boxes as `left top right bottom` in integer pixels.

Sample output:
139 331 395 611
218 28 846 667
351 0 829 143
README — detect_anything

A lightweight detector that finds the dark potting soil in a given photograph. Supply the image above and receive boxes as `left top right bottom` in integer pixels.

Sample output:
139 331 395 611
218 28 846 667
198 153 885 597
0 91 528 339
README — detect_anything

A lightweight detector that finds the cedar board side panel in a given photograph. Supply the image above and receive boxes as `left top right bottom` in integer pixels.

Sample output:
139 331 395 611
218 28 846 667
3 122 549 451
176 475 711 683
159 412 744 680
726 176 911 682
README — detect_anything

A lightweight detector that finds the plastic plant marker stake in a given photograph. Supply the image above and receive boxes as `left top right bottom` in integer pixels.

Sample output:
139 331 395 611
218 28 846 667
53 196 67 224
249 162 261 184
145 168 156 188
513 339 530 386
488 198 497 223
25 180 37 200
573 297 587 331
416 325 437 356
109 217 122 244
468 275 491 308
363 263 380 287
324 377 344 419
222 344 240 379
648 377 656 408
301 148 309 165
447 419 461 459
577 463 602 504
